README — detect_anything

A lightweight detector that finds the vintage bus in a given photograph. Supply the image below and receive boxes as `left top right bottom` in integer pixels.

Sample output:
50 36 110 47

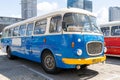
100 21 120 57
1 8 106 73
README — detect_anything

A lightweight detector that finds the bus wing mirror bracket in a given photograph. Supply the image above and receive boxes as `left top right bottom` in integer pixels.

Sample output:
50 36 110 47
62 22 67 31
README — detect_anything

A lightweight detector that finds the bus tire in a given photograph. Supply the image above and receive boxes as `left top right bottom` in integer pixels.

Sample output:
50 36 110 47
81 65 88 70
41 50 60 74
7 47 15 60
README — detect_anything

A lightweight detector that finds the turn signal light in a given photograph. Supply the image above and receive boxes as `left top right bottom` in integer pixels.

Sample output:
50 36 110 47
43 38 46 43
71 42 75 48
104 42 106 46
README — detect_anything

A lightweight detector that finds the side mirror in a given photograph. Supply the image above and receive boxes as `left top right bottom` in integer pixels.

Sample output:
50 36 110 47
62 22 67 31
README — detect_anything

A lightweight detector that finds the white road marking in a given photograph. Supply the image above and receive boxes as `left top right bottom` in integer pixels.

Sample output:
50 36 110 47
0 50 54 80
0 74 10 80
106 74 120 80
21 65 54 80
0 50 6 55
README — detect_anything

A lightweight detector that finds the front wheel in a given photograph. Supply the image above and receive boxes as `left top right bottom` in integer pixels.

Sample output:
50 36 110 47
81 65 89 70
42 50 60 74
7 47 15 60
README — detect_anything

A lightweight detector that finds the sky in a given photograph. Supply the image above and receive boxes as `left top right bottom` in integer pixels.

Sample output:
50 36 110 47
0 0 120 24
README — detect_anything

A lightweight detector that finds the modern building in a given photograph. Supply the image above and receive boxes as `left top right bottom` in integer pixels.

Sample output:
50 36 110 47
67 0 92 12
0 0 37 33
109 7 120 21
0 17 23 32
21 0 37 19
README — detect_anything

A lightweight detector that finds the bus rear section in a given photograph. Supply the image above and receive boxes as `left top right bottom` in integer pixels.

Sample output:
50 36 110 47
101 21 120 57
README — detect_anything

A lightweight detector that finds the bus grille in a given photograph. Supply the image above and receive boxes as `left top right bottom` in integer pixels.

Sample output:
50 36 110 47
87 42 103 55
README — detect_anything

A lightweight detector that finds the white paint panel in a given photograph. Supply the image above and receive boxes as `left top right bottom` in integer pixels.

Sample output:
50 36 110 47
12 38 21 46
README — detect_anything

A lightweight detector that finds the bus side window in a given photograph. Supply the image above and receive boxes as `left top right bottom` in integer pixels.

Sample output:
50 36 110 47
8 28 14 37
34 19 47 35
111 26 120 36
4 29 9 37
13 26 19 37
49 16 62 33
19 24 26 36
26 23 33 36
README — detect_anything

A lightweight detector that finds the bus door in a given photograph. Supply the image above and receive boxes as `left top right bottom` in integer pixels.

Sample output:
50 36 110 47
19 25 26 56
30 19 47 62
25 23 34 60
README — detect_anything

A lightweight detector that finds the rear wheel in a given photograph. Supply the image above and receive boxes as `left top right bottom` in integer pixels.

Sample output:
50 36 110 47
7 47 15 60
42 50 60 74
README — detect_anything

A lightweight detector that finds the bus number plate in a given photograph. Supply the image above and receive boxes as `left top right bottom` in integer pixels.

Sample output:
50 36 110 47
92 59 101 64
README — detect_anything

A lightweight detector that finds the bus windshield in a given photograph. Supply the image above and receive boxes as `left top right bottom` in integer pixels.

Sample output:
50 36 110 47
63 13 101 33
90 16 101 33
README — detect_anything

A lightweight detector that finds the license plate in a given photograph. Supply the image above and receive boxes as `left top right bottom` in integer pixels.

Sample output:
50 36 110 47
92 59 101 64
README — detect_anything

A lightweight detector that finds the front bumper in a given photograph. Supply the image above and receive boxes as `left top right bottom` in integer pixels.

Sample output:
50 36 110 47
62 55 106 65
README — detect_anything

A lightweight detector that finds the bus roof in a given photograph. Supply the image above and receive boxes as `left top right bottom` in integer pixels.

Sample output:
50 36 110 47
100 21 120 27
4 8 95 30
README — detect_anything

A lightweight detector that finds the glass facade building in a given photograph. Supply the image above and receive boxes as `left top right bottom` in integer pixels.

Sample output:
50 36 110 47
109 7 120 21
0 0 37 33
0 17 23 32
21 0 37 19
67 0 92 12
84 0 92 12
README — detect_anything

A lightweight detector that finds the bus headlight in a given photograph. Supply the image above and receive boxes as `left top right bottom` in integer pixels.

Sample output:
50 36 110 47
104 47 107 53
77 49 82 56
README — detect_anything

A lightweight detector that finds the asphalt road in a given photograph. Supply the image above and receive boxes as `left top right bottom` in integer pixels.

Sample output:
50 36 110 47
0 50 120 80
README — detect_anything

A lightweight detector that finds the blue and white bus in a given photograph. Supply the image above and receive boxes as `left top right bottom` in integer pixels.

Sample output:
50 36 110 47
1 8 106 73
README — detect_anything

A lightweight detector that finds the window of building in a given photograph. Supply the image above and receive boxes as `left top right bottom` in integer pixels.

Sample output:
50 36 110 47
26 23 34 36
19 25 26 36
49 16 62 33
34 19 47 35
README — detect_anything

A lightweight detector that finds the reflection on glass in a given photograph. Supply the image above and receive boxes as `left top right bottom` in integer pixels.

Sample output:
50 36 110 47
63 13 101 33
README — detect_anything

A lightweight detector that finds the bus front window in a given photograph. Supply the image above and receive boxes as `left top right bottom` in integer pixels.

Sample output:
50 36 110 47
101 27 110 36
63 13 101 33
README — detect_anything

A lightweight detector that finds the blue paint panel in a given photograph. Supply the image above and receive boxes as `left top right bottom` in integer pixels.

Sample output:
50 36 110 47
30 36 45 62
1 33 104 69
